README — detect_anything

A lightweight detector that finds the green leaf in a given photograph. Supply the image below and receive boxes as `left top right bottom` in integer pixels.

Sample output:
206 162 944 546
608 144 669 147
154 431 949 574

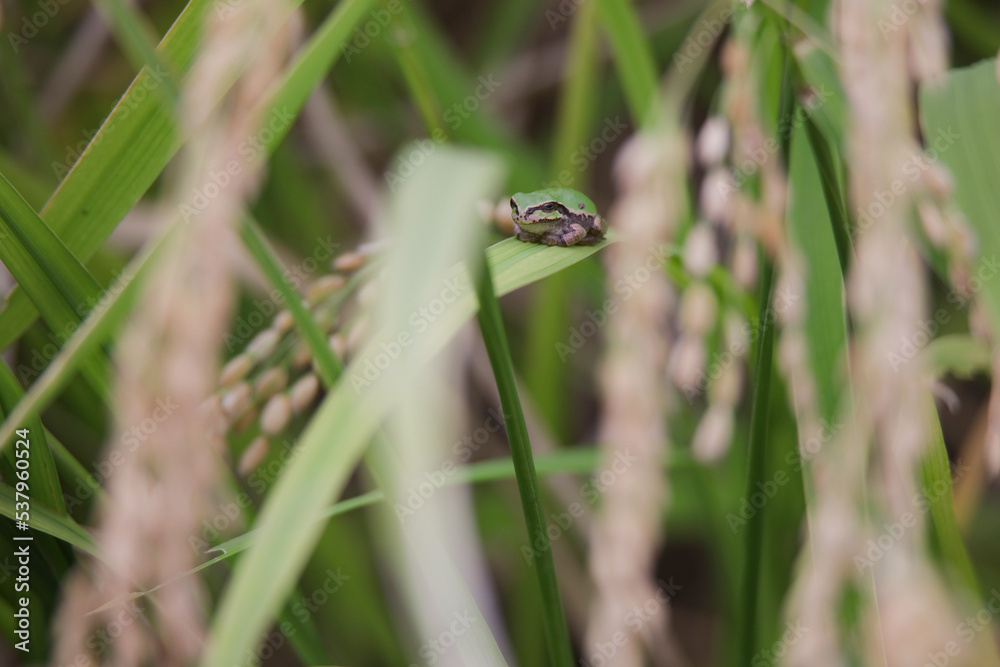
0 364 65 515
0 172 110 397
919 59 1000 335
0 226 174 452
0 483 100 557
475 248 573 666
924 334 991 379
596 0 661 128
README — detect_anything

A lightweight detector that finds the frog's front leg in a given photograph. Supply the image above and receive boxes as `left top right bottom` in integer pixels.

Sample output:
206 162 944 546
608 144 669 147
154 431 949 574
514 223 544 244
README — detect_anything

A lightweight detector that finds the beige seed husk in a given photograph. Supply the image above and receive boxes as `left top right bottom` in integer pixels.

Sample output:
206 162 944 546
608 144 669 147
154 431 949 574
220 382 252 420
290 374 320 414
273 310 294 333
700 168 735 225
219 354 253 386
679 282 718 336
921 162 953 198
254 367 288 400
291 342 312 369
697 116 730 167
198 395 227 434
333 251 366 273
329 333 348 359
237 436 271 476
260 394 292 435
917 200 949 247
307 274 346 305
669 335 706 391
682 223 717 278
233 405 259 433
692 404 734 463
246 328 280 360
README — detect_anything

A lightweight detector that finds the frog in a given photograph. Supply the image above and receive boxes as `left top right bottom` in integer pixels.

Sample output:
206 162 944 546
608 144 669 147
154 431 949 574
509 188 605 247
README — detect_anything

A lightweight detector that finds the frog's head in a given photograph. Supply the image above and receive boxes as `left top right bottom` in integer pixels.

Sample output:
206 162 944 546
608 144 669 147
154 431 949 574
510 189 596 233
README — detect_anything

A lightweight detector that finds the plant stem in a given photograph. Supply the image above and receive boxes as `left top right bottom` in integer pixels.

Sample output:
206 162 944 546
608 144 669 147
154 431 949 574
737 254 776 664
474 247 574 667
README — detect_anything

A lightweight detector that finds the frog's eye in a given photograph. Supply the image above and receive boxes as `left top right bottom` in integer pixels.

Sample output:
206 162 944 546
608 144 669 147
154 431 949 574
542 202 558 211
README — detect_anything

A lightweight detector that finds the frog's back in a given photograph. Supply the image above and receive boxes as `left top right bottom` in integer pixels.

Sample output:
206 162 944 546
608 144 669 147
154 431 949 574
536 188 597 214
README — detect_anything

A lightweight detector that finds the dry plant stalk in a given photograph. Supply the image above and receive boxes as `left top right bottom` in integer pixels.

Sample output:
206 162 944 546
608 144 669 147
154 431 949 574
585 126 688 667
784 2 970 666
53 2 296 665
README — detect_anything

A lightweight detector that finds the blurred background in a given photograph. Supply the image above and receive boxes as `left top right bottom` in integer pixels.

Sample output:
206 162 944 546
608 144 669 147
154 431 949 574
2 0 1000 665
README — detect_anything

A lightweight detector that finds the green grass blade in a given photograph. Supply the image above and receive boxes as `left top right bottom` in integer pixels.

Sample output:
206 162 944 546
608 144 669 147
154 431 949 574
786 125 848 423
0 364 65 515
596 0 661 128
924 334 991 379
0 172 104 315
475 249 573 666
921 400 980 594
91 0 180 104
0 226 174 451
919 59 1000 333
0 483 100 557
736 255 776 663
0 172 110 397
238 219 343 387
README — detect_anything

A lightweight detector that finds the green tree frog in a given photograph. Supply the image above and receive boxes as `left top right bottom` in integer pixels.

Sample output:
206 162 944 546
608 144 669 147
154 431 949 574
509 188 605 246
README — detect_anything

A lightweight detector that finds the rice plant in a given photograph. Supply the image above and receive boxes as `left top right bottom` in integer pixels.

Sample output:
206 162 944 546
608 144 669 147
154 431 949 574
1 0 1000 665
